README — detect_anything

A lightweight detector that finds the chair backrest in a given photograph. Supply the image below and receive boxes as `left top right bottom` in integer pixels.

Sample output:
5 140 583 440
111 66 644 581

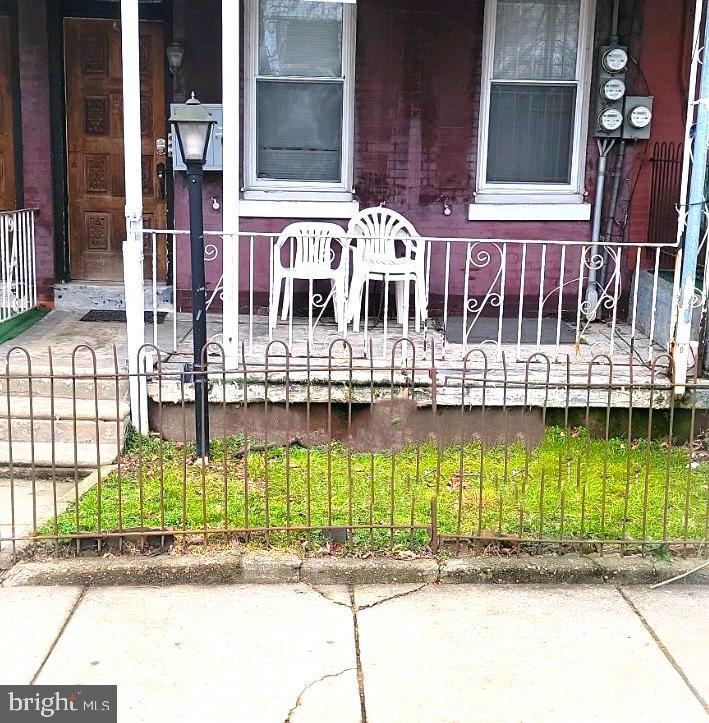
347 207 419 263
275 222 347 270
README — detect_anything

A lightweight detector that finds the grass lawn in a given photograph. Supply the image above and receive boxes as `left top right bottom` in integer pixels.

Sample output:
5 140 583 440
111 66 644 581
0 307 48 344
43 427 708 550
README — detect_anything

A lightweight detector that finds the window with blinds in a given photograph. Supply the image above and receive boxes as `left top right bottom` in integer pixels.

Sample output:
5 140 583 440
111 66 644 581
246 0 354 189
478 0 593 193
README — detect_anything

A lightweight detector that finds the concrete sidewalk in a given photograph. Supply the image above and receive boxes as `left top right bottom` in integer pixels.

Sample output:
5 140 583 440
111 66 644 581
1 584 706 722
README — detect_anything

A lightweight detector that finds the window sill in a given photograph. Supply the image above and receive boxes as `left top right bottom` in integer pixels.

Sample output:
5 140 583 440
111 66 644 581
468 202 591 222
239 199 361 219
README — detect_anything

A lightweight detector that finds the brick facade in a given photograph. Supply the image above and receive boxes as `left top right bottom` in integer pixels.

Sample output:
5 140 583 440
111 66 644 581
4 0 692 307
17 0 54 303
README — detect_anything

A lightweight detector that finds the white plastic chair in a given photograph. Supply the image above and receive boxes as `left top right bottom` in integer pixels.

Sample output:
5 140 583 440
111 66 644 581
346 207 428 333
269 222 349 338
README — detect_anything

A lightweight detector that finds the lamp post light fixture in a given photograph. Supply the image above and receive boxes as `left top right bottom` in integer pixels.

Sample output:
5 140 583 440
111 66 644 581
169 93 216 460
165 41 185 75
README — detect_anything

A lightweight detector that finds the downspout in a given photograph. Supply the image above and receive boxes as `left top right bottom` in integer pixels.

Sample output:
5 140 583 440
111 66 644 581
599 138 626 287
586 139 614 320
672 0 709 391
610 0 621 44
585 0 622 320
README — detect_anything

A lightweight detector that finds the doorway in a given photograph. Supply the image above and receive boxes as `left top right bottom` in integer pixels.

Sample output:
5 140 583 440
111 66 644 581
64 17 166 281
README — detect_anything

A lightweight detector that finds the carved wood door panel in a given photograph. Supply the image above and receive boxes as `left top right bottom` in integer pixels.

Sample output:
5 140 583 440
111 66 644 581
64 18 166 281
0 15 16 212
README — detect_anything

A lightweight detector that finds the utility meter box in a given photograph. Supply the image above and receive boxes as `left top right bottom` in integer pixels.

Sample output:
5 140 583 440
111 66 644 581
170 103 223 171
622 96 653 140
594 45 628 138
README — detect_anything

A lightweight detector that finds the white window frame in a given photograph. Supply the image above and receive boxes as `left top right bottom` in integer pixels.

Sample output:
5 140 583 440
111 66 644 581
243 0 357 199
475 0 596 201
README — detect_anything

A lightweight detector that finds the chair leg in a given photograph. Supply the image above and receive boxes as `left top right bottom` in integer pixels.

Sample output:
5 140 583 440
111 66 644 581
414 281 420 333
353 285 362 333
416 273 427 332
350 272 364 334
329 278 343 334
281 278 292 321
395 280 405 325
269 274 282 334
335 278 346 336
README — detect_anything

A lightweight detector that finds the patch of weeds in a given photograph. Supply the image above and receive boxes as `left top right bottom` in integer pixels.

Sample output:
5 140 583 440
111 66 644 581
39 426 708 553
644 543 672 562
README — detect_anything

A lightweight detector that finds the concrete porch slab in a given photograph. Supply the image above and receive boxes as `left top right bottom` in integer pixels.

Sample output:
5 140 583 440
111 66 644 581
0 310 128 373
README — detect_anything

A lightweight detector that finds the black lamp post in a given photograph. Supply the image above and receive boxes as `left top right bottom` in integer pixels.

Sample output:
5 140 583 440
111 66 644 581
169 93 216 460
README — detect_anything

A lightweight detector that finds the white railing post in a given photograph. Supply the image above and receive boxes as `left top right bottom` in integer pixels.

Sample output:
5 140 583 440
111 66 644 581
120 0 147 432
673 0 709 390
222 0 241 368
0 209 38 322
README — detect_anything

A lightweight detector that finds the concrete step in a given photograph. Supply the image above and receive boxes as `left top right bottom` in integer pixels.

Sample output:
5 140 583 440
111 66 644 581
0 441 120 468
0 373 130 401
0 392 131 464
0 395 130 421
54 282 173 311
0 417 127 446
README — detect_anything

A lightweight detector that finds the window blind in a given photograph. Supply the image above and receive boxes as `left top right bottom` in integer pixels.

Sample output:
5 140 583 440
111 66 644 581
256 0 345 183
486 0 581 186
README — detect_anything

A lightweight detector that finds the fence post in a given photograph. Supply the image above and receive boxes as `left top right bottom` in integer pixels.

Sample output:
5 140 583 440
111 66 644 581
430 497 439 554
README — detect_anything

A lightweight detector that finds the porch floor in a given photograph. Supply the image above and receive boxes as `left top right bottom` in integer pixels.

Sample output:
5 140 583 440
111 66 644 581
2 310 704 408
156 312 691 409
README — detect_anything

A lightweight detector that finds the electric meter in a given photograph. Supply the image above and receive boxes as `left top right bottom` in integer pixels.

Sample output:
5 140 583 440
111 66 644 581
601 77 626 102
622 96 653 139
628 105 652 128
594 46 628 137
599 107 624 132
602 46 629 73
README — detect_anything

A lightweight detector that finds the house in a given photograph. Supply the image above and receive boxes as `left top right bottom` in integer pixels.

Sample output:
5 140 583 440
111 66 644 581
0 0 706 431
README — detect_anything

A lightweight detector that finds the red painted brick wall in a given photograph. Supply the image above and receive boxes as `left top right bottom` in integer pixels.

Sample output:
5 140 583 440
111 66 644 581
17 0 54 303
626 0 690 244
172 0 674 307
12 0 684 308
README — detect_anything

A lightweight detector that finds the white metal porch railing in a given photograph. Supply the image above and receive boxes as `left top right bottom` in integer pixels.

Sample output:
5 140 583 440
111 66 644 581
143 229 680 364
0 209 38 323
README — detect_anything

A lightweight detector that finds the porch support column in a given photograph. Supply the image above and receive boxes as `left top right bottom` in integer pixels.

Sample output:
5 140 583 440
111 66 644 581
673 0 709 391
121 0 148 431
222 0 241 368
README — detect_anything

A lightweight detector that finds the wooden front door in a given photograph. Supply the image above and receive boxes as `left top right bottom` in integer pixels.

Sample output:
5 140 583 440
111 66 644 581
0 15 16 212
64 18 166 281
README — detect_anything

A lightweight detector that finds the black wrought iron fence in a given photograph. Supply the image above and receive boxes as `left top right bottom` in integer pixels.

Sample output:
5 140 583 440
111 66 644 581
0 341 707 563
648 141 683 268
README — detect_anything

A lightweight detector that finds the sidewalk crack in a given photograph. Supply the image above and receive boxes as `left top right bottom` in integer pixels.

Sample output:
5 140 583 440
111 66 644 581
30 587 87 684
356 583 430 611
303 581 350 608
349 587 368 723
283 667 355 722
617 586 709 716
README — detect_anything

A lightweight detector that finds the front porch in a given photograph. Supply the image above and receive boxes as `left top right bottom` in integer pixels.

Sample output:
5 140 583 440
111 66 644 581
135 226 686 398
1 307 692 410
157 311 683 409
